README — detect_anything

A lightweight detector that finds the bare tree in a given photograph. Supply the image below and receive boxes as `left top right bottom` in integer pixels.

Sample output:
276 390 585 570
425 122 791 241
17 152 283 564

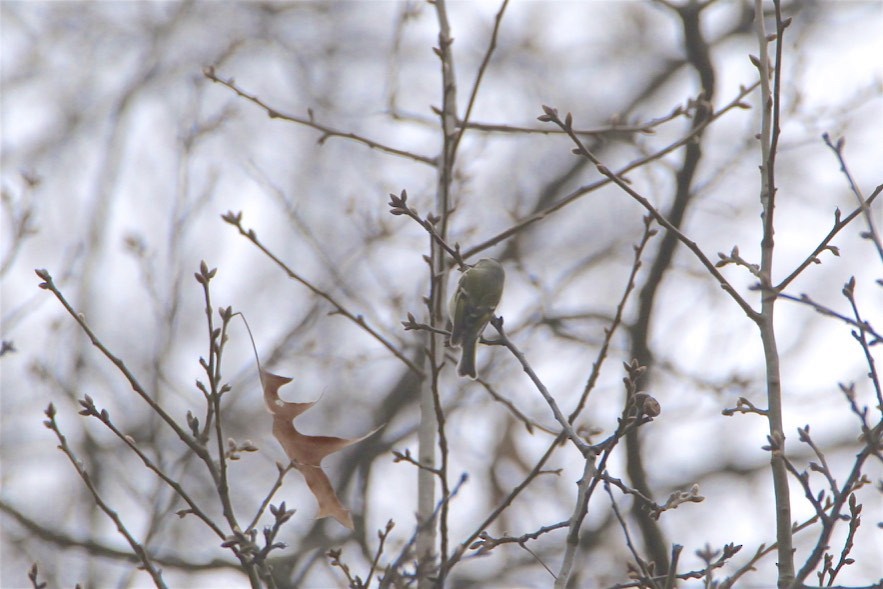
2 2 880 588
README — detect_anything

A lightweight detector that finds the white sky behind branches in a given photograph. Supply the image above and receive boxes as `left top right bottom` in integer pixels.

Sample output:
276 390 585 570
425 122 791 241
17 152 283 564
1 1 881 587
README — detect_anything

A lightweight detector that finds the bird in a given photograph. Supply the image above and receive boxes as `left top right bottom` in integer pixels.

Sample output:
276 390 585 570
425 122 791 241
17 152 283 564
448 258 505 379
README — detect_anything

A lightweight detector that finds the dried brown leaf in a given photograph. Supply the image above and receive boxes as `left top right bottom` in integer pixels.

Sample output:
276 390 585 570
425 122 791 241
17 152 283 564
261 369 376 529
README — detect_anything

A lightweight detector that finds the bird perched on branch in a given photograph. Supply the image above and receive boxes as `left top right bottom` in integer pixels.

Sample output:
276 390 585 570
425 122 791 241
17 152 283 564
448 258 505 379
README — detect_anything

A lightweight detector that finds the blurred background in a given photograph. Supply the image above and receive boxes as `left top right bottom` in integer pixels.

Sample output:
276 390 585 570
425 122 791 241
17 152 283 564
1 1 881 587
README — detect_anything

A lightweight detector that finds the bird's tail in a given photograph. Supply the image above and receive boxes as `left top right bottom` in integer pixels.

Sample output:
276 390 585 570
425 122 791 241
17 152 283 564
458 338 477 379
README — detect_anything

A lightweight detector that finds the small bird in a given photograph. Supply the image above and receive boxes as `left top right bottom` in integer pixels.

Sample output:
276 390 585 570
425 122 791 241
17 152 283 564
448 258 505 379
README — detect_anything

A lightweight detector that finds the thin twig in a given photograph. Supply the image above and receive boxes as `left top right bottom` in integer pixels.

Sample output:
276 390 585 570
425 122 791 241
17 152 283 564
457 103 687 136
774 186 882 292
43 406 168 589
775 291 882 345
554 456 599 589
246 462 296 532
537 107 758 322
465 81 759 259
380 473 468 589
203 66 436 166
74 395 226 539
34 270 207 459
490 318 592 456
0 500 239 572
605 482 660 589
449 0 509 159
221 212 423 376
571 215 657 421
822 132 883 263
